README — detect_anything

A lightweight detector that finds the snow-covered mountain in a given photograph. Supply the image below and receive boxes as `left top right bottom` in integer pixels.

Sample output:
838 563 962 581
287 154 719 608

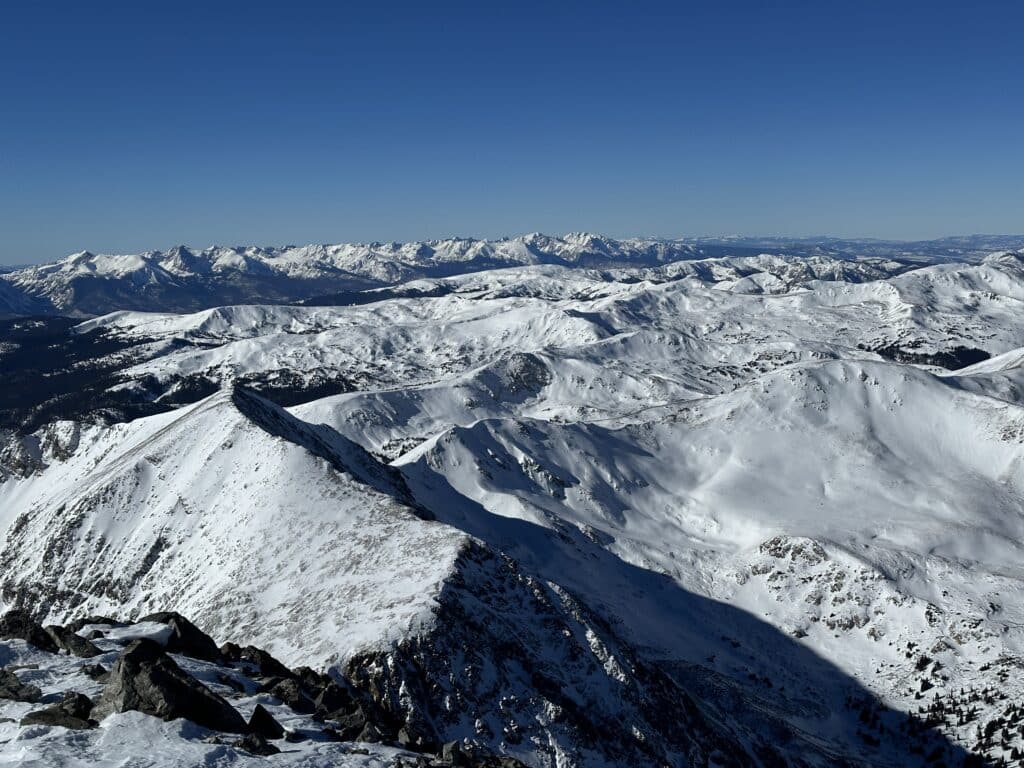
0 279 47 317
6 232 1011 319
3 240 1024 765
0 235 707 317
0 388 933 766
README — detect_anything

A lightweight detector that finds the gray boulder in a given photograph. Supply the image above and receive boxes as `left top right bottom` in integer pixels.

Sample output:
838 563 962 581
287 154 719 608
221 642 293 679
66 616 123 634
232 732 281 756
21 691 96 730
314 680 356 717
137 611 223 663
293 665 331 690
91 639 246 733
329 706 369 740
262 677 315 714
0 668 42 702
44 624 103 658
80 663 109 681
0 610 59 653
247 703 284 740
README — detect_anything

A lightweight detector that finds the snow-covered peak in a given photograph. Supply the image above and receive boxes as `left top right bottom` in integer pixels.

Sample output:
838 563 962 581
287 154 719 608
6 238 1024 764
6 232 967 317
0 384 456 666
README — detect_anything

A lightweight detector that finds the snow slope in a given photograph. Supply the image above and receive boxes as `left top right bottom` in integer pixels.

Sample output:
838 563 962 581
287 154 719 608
0 390 936 766
0 280 47 317
0 387 459 666
2 234 710 317
43 250 1020 444
5 245 1024 764
9 231 1005 318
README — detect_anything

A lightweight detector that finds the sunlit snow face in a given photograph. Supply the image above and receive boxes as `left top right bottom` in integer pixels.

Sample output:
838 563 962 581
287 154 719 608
3 243 1024 767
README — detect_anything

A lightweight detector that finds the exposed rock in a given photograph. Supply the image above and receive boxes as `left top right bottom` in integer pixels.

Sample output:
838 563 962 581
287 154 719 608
357 720 387 744
264 677 315 714
502 352 552 395
216 672 246 694
247 703 284 740
759 535 828 565
313 680 357 717
220 642 246 661
342 542 755 767
398 725 437 752
80 663 109 681
330 706 370 740
137 611 223 663
0 610 59 653
438 742 528 768
0 668 42 702
441 741 470 767
20 691 96 730
44 624 102 658
91 639 246 733
232 732 281 756
220 642 292 679
293 665 331 690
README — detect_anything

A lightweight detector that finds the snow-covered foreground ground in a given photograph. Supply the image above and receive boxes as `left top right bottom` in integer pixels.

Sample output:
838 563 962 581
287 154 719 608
3 245 1024 765
0 614 486 767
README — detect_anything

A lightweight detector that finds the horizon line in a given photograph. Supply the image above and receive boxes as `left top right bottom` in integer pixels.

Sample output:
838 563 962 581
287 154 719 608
5 231 1024 268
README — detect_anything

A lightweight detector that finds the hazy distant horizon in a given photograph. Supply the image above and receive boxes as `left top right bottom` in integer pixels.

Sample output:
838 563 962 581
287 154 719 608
3 231 1024 268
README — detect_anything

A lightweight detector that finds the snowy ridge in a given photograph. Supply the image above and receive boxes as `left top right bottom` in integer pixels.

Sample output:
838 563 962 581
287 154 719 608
0 389 947 766
1 234 710 317
7 233 1018 318
4 243 1024 764
55 248 1024 437
0 387 461 665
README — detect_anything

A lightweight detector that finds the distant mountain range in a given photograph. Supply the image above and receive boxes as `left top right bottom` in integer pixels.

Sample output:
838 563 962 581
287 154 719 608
3 235 1024 765
3 233 1023 318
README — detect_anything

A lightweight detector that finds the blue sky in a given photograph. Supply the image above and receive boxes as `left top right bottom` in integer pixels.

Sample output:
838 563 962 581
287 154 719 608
1 1 1021 263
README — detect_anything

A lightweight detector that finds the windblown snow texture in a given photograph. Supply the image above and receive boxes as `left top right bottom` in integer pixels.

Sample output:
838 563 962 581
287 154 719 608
3 234 1024 766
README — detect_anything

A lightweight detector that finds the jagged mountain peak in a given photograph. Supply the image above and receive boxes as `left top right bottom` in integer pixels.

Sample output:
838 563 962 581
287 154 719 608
4 232 983 318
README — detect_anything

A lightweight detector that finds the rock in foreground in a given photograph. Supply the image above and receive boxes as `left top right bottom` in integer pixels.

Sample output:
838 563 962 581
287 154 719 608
90 639 247 733
21 691 96 730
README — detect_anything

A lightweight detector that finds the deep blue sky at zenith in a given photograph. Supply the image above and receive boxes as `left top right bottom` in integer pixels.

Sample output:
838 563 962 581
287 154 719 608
0 1 1021 263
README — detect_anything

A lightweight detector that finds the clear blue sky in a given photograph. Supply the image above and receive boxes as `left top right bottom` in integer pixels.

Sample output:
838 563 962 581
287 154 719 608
1 1 1021 263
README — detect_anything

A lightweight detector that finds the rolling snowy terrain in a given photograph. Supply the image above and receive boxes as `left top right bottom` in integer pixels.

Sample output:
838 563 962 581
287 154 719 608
3 233 1023 318
2 235 1024 766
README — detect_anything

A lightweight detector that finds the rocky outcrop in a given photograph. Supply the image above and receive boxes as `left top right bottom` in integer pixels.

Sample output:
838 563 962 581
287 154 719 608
44 624 102 657
0 668 42 702
66 615 123 634
21 691 96 729
247 703 285 740
81 663 109 681
221 642 293 679
1 601 978 765
0 610 107 659
91 639 247 733
261 677 315 714
0 610 59 653
340 541 752 767
137 611 223 663
232 732 281 756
